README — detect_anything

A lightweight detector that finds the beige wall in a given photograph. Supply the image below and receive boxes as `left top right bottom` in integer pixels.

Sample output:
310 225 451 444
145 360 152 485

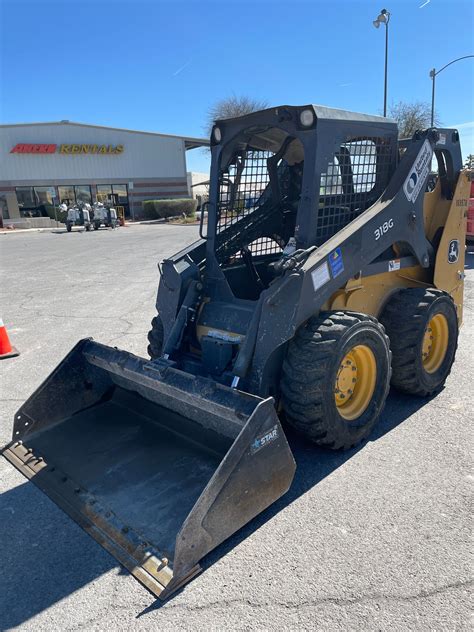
5 191 20 218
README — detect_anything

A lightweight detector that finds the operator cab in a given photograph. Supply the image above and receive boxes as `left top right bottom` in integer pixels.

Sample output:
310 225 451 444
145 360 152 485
212 127 305 301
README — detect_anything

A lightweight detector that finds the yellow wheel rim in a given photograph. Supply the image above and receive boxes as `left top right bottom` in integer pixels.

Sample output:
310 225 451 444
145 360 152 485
422 313 449 373
334 345 377 421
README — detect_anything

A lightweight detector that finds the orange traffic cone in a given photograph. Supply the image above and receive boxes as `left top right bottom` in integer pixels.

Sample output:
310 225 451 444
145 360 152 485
0 318 19 359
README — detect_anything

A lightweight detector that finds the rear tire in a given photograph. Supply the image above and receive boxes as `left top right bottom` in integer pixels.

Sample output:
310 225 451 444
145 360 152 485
147 314 164 359
66 223 72 232
281 312 391 450
380 288 458 396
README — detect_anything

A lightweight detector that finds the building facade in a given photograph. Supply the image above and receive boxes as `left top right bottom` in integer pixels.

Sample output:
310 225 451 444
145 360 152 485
0 121 207 220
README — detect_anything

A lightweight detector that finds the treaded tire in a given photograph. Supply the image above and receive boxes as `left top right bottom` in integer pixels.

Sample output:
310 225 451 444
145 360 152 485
281 311 391 450
147 314 164 360
380 288 458 396
147 314 164 359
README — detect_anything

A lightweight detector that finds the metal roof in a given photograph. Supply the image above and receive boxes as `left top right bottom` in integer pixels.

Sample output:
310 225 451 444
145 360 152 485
218 104 396 127
0 120 209 150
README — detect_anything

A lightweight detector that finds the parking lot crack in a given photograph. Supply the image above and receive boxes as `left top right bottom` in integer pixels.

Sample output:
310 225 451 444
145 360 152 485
155 578 473 614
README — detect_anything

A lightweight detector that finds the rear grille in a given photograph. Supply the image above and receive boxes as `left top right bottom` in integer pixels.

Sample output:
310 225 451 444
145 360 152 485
316 137 393 243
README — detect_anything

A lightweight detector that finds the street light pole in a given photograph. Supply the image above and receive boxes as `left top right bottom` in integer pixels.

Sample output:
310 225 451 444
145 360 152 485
373 9 391 117
430 68 436 127
429 55 474 127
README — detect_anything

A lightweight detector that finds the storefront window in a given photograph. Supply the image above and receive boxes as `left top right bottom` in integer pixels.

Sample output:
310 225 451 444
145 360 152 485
34 186 57 205
96 185 113 204
112 184 128 204
16 187 36 209
58 185 75 206
75 185 92 205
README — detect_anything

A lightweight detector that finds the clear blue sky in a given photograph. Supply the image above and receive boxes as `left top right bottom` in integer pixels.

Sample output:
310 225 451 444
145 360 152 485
1 0 473 172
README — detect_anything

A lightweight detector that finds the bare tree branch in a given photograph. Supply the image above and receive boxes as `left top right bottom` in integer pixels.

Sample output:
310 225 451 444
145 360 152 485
388 101 441 139
204 95 269 138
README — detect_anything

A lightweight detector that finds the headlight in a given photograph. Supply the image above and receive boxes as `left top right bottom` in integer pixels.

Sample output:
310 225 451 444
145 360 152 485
299 109 315 127
213 126 222 143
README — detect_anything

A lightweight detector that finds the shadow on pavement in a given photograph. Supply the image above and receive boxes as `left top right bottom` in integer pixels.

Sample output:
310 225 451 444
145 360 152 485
1 389 433 625
138 388 433 616
0 480 117 630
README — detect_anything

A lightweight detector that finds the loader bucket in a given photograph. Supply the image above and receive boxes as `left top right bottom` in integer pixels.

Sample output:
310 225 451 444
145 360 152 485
2 339 296 599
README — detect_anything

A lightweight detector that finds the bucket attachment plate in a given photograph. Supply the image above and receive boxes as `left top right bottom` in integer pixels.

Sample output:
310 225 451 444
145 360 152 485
2 339 295 599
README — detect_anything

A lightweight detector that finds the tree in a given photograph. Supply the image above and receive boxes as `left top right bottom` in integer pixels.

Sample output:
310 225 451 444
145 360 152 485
464 154 474 169
388 101 441 139
205 95 268 138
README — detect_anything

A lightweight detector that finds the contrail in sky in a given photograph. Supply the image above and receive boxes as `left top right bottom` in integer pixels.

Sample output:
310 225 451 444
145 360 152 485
173 60 191 76
419 0 431 8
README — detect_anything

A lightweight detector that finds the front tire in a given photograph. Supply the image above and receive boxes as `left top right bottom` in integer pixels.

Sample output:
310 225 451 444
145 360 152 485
147 314 164 359
380 288 458 396
281 312 391 450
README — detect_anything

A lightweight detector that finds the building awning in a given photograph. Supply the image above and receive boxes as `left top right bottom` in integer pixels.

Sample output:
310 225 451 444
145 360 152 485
184 137 210 150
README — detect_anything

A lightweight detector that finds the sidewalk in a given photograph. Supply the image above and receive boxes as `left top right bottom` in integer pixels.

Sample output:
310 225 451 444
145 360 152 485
0 218 199 235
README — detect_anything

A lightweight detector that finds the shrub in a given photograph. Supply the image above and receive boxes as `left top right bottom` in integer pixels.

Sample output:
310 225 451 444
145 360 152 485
141 198 197 220
44 204 67 223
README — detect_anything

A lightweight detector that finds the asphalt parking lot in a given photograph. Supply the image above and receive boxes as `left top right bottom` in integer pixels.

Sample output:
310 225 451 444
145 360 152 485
0 225 472 631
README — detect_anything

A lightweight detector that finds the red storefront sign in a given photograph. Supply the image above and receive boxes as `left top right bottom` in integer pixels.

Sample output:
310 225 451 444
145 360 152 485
10 143 124 154
10 144 57 154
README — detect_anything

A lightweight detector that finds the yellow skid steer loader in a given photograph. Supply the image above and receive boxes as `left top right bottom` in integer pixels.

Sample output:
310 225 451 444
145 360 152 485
2 105 470 599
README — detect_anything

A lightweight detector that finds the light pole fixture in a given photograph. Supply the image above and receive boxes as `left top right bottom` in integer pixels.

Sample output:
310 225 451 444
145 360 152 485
429 55 474 127
372 8 391 117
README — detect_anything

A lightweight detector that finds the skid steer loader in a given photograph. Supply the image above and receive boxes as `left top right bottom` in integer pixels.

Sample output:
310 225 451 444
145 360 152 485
2 105 470 600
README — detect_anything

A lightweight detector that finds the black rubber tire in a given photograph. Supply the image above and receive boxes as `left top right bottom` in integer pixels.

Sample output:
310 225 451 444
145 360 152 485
281 311 392 450
94 223 99 230
379 288 458 396
85 224 91 232
66 223 72 232
147 314 165 359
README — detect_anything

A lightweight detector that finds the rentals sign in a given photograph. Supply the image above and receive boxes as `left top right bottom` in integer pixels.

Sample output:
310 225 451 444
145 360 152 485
10 144 124 154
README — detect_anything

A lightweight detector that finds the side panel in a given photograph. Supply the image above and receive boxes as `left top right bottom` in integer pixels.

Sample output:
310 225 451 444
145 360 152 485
434 170 470 324
324 265 431 317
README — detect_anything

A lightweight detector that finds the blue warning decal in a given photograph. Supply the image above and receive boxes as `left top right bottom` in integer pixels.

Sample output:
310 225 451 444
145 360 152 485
328 247 344 278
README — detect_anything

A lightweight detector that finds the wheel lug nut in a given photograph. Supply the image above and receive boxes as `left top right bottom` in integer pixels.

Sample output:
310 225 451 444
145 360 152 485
352 378 357 383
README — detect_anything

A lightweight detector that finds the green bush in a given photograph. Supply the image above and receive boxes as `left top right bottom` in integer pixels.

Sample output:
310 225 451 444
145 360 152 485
44 204 67 223
141 198 197 220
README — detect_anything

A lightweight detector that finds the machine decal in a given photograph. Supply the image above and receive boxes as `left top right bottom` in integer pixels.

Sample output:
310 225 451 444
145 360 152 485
374 218 394 240
388 259 401 271
403 139 433 203
448 239 459 264
329 247 344 278
311 262 330 291
251 425 279 454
